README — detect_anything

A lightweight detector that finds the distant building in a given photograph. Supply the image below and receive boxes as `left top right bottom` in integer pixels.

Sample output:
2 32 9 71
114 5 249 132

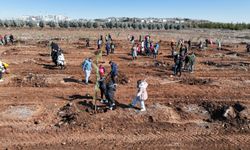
18 15 70 22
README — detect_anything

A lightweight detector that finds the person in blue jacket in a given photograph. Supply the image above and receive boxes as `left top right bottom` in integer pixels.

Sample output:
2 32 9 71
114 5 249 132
109 61 118 84
82 58 92 85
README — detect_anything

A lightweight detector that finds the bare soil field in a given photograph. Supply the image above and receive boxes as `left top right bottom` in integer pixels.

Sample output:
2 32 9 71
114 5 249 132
0 28 250 149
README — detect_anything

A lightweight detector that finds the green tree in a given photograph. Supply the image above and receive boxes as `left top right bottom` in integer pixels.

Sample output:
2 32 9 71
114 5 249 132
39 21 45 28
151 23 155 30
122 23 127 29
69 21 78 28
127 23 131 28
147 24 152 30
78 21 84 28
138 24 143 30
26 21 36 28
132 23 138 29
101 23 106 29
93 22 99 28
118 22 123 28
4 20 11 27
47 21 57 28
164 24 169 30
86 21 93 28
114 22 118 28
0 20 3 27
169 24 173 29
156 23 161 30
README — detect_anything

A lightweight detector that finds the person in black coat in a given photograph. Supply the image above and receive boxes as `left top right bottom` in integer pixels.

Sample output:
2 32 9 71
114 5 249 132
98 77 106 100
105 80 116 110
9 34 14 44
50 42 60 65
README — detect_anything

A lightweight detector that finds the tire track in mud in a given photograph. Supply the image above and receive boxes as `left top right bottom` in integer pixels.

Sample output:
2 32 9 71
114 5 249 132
2 123 250 149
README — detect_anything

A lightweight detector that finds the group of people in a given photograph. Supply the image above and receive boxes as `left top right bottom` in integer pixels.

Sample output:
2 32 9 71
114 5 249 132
198 38 222 50
130 35 160 60
105 41 115 56
0 34 13 81
50 42 66 69
81 55 148 112
0 34 14 45
172 40 196 76
96 34 116 56
97 61 118 110
82 58 118 110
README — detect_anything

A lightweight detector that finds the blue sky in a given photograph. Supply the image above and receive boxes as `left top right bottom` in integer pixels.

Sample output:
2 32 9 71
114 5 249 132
0 0 249 23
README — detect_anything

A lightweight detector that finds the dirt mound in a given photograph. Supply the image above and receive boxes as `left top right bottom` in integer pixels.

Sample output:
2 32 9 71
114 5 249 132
55 103 77 127
201 102 249 130
77 100 108 114
181 78 212 85
105 71 129 85
11 73 48 87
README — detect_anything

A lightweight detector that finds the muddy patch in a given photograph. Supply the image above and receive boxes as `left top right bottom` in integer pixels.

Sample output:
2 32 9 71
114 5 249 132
181 78 212 85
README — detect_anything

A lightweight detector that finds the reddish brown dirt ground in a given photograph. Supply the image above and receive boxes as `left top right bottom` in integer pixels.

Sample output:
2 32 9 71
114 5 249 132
0 29 250 149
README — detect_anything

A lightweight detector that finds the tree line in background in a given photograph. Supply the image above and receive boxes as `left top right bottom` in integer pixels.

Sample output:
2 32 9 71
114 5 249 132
0 19 250 30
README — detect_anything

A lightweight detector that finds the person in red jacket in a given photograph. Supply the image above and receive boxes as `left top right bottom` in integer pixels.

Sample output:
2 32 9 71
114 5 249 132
99 65 105 77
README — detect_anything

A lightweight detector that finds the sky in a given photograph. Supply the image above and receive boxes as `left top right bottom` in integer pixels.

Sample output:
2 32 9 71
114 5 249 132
0 0 249 23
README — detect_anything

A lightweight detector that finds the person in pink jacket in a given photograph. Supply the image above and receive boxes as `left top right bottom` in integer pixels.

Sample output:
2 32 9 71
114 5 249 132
130 79 148 112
